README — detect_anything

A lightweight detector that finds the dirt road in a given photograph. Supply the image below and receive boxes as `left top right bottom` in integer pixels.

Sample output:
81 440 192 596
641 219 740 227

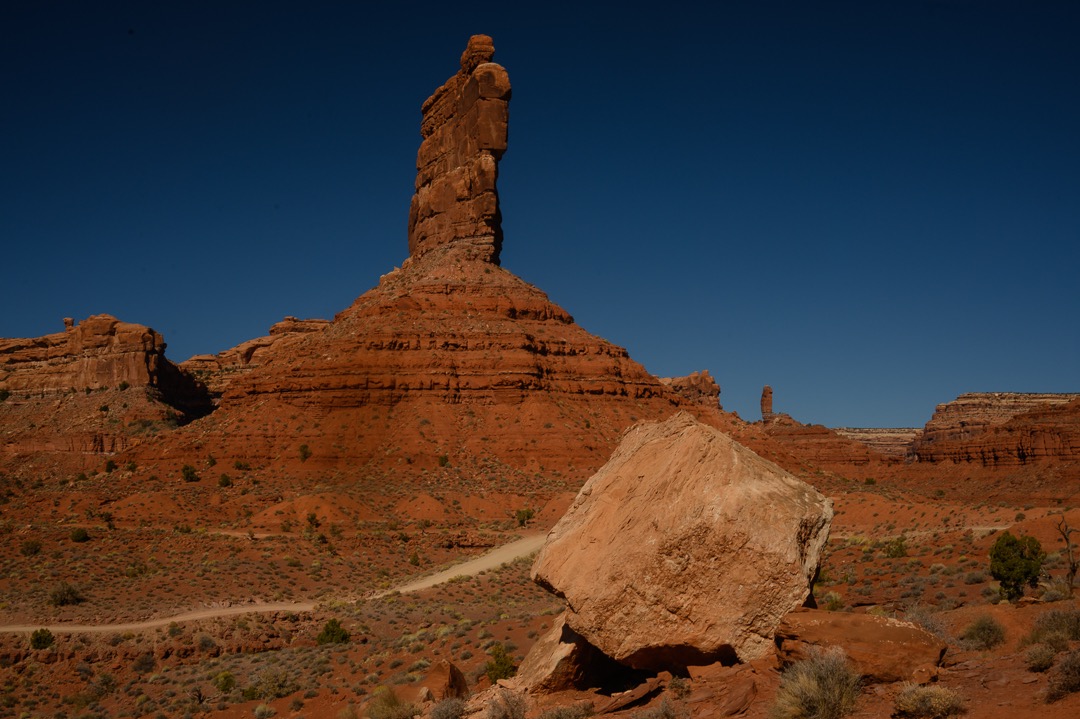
0 532 547 635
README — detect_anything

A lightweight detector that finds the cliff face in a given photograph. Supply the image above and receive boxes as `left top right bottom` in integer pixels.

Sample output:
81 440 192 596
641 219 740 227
832 428 921 458
0 314 209 414
913 393 1080 466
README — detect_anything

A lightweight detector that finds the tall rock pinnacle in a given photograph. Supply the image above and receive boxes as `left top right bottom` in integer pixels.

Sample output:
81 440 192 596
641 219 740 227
407 34 511 264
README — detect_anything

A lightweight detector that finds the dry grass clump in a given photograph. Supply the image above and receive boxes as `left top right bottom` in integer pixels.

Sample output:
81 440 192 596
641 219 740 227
1028 608 1080 644
1046 649 1080 703
367 687 419 719
892 683 966 718
1025 643 1058 673
487 688 527 719
431 698 466 719
631 698 676 719
770 648 861 719
538 703 594 719
958 615 1005 650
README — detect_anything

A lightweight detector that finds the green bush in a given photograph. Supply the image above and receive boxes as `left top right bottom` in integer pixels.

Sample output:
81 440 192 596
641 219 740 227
989 531 1045 601
70 527 90 543
20 539 42 556
181 464 200 482
104 459 117 473
317 618 350 645
213 671 236 694
218 473 233 488
484 643 517 683
892 683 966 718
515 508 535 527
959 614 1005 650
884 537 908 559
30 628 54 649
299 444 312 462
0 389 10 402
770 647 860 719
1047 649 1080 703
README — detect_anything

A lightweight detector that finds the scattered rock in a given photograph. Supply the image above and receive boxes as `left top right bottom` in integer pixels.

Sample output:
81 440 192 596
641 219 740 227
774 608 947 684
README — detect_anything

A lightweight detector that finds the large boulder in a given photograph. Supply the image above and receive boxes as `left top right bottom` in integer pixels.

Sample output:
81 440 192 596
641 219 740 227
531 412 833 670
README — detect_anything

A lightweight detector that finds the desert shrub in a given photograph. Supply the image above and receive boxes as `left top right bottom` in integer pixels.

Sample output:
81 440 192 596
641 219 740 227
1040 578 1073 603
770 647 860 719
70 527 90 542
892 683 966 719
104 459 117 473
29 628 54 649
248 668 297 699
367 687 419 719
1025 643 1057 673
904 607 950 641
49 582 85 606
317 618 350 645
484 643 517 683
132 652 155 673
213 671 236 694
299 444 312 462
959 615 1005 650
181 464 200 482
487 688 526 719
989 531 1044 601
20 539 42 556
540 704 594 719
218 473 233 488
1029 609 1080 643
515 508 534 527
254 705 276 719
431 698 466 719
884 537 908 559
631 699 675 719
437 454 450 467
1046 649 1080 702
234 460 251 470
821 591 844 611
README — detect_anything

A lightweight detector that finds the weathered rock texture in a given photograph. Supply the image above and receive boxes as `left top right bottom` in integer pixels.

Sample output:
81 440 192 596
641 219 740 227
408 34 510 264
914 392 1080 465
760 385 773 420
0 315 208 413
832 427 920 458
775 608 947 684
659 370 721 409
531 412 833 670
182 316 330 397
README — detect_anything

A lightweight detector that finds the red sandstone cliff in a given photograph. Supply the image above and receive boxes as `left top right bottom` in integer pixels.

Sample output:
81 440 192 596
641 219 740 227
913 393 1080 466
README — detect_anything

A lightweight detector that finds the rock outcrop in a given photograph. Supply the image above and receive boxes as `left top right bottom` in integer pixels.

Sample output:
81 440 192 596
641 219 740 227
761 385 773 420
408 34 510 264
0 315 208 414
115 37 751 486
658 370 721 409
913 392 1080 466
530 412 833 670
761 413 884 469
831 427 920 458
775 608 947 684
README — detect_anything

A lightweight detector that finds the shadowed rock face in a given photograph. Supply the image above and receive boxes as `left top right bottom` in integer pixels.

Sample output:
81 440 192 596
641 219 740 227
408 34 510 264
531 412 833 671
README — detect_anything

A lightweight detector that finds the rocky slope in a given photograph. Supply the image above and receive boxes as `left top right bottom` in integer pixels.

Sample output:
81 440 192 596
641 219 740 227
832 427 921 458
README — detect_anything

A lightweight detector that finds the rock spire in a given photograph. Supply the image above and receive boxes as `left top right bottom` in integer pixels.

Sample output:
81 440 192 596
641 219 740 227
407 34 511 264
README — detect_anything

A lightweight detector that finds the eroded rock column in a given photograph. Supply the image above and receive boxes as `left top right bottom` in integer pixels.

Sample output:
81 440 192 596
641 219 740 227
407 35 511 264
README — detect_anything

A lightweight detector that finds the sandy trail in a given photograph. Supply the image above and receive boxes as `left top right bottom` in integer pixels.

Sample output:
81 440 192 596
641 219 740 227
0 532 547 635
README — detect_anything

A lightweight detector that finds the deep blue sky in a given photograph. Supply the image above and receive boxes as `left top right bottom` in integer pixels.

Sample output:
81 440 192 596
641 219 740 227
3 1 1077 428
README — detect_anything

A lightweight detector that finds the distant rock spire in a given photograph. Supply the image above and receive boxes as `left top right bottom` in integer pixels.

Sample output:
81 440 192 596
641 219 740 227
407 34 511 264
761 385 774 421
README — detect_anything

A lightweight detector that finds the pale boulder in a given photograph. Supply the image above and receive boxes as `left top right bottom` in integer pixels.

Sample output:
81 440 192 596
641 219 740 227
531 412 832 669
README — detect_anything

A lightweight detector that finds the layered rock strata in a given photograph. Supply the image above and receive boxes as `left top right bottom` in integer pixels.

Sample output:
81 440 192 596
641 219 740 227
408 34 510 264
658 370 721 409
914 393 1080 466
832 427 920 458
530 412 833 670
